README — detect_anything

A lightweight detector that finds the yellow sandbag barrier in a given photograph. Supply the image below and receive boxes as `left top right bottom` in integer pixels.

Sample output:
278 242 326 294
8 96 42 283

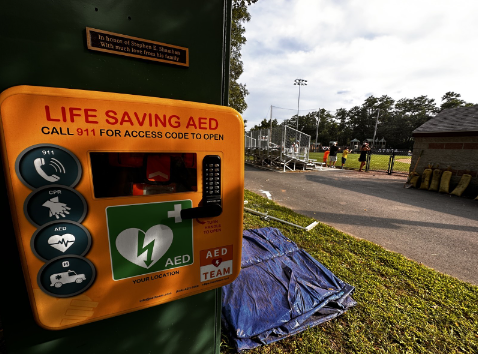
410 175 420 188
419 169 433 189
451 174 472 197
439 171 452 193
429 169 443 191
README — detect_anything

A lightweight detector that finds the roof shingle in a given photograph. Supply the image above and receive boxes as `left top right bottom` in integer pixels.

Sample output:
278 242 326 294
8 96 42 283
413 105 478 135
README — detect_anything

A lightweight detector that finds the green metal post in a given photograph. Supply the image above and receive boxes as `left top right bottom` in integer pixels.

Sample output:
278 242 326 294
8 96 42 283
0 1 232 353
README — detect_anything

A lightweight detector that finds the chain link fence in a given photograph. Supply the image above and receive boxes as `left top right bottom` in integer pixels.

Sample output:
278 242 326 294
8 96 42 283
360 149 412 174
306 147 412 174
245 126 318 171
245 131 412 175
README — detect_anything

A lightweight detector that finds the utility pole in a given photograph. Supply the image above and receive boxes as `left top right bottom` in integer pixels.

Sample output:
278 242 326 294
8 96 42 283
269 105 272 149
372 109 380 148
315 110 320 150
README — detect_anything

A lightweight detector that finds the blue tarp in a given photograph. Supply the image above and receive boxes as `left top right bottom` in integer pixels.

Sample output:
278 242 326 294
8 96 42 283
222 227 356 352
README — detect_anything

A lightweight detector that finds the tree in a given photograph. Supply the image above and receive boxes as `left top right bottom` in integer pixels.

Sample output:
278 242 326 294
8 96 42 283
229 0 258 117
386 96 438 149
250 118 278 131
347 105 369 143
364 95 395 146
249 91 470 150
335 108 351 145
287 109 337 145
439 92 474 112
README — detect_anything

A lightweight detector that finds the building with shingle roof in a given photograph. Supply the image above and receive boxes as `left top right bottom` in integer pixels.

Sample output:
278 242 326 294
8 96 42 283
411 105 478 196
413 105 478 136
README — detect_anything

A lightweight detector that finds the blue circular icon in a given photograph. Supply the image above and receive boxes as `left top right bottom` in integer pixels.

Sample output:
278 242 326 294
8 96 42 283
37 255 96 298
31 221 92 261
24 185 87 227
15 144 82 189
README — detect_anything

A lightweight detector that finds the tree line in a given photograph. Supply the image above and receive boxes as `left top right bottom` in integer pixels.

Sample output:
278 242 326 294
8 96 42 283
250 92 475 149
229 0 258 119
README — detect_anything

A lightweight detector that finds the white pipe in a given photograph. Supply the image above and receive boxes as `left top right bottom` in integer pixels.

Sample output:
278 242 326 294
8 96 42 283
244 207 319 231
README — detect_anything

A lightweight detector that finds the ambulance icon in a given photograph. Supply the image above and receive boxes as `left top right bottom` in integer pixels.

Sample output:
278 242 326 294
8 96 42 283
50 270 86 288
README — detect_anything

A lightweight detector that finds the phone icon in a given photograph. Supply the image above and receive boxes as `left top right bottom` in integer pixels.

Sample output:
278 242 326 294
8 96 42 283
34 157 65 182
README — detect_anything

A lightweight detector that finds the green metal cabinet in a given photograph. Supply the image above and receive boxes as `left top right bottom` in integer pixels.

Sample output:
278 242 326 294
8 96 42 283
0 1 232 353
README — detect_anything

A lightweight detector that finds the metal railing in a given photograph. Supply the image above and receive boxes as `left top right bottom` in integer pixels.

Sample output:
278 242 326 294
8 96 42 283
365 149 412 174
245 126 317 171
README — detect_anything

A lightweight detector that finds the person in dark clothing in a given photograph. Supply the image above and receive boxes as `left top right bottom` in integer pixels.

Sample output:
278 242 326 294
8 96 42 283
328 142 339 168
358 143 370 172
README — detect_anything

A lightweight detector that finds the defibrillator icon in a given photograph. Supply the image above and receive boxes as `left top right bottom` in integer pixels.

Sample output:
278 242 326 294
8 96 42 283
115 224 174 269
106 200 194 280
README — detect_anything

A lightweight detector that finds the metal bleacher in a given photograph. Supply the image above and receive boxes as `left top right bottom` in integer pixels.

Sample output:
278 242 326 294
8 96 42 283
245 125 321 171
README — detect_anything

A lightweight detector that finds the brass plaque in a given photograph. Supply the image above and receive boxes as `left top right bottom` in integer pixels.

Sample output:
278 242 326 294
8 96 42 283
86 28 189 67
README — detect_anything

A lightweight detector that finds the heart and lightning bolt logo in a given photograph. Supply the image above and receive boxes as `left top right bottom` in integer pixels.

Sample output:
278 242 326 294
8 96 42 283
115 225 174 269
107 200 193 280
137 232 156 268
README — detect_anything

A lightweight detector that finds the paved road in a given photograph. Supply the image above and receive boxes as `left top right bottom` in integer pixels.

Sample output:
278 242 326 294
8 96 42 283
244 165 478 285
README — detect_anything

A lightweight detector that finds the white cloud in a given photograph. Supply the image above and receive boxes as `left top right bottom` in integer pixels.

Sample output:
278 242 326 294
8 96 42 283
240 0 478 128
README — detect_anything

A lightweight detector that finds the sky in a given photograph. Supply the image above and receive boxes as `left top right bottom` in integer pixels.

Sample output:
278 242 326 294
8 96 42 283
239 0 478 129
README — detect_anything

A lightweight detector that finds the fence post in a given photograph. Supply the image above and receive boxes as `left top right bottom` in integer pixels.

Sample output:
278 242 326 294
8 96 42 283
387 150 395 175
365 150 371 172
282 125 286 171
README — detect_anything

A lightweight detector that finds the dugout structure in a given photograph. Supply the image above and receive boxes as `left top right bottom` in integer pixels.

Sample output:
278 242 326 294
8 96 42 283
245 125 320 171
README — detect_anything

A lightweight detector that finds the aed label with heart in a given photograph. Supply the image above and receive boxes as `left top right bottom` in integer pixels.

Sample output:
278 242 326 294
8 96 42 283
106 200 193 280
31 220 92 261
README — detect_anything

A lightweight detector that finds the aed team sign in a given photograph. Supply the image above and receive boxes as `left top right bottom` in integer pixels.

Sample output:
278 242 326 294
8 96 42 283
0 86 244 330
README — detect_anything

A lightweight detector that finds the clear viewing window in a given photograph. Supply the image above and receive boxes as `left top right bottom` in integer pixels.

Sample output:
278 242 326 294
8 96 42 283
90 152 197 198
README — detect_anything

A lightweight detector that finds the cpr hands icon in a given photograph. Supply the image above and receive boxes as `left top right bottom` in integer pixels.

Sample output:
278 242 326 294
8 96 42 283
43 197 71 219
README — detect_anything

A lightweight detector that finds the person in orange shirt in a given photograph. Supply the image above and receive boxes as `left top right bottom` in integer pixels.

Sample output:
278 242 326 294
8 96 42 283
322 149 330 167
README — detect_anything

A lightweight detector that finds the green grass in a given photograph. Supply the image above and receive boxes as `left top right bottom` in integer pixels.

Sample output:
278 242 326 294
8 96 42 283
309 152 411 172
221 190 478 354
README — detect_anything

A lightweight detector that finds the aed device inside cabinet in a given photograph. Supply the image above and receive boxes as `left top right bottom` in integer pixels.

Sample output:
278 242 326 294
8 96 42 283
0 85 244 330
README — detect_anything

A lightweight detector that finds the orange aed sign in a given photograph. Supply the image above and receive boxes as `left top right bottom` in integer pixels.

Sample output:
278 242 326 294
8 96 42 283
0 86 244 330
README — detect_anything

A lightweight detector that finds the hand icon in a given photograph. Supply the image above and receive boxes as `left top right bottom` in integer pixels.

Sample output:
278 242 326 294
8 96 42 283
42 197 71 219
33 289 99 328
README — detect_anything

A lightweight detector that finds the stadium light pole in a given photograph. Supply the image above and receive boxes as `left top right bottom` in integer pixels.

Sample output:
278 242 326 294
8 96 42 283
294 79 307 132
